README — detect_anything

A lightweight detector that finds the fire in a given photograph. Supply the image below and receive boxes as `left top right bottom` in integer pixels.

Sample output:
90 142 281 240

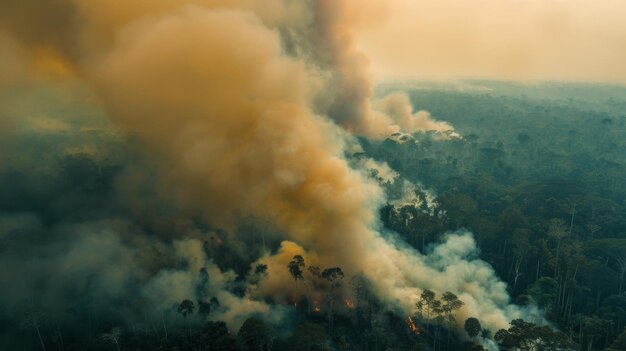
405 316 420 336
344 299 355 309
313 306 321 312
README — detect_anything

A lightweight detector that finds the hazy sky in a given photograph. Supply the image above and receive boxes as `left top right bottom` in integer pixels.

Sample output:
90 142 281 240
357 0 626 84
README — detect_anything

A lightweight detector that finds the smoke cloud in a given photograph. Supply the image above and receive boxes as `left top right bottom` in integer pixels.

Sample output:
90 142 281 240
305 0 456 138
0 0 532 343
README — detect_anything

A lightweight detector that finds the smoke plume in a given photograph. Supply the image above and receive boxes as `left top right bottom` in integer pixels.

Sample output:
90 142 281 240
0 0 533 342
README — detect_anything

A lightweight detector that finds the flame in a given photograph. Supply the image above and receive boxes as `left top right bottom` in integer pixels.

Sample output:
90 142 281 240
314 306 321 312
344 299 355 309
406 316 420 335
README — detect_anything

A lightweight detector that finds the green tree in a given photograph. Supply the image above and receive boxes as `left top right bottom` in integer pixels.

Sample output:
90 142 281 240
188 321 237 351
417 289 436 326
586 239 626 295
322 267 344 335
547 218 568 277
238 317 272 351
288 255 305 298
254 263 268 275
197 299 212 319
464 317 482 339
441 292 464 350
178 299 195 336
527 277 558 310
495 319 576 351
607 327 626 351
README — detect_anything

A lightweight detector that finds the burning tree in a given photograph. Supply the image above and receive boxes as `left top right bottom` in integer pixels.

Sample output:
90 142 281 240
406 316 420 336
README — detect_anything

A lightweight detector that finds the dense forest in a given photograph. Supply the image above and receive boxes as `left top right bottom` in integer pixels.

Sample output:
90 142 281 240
368 80 626 350
2 80 626 351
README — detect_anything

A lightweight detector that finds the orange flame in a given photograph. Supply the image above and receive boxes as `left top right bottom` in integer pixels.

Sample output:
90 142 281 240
344 299 355 309
406 316 420 335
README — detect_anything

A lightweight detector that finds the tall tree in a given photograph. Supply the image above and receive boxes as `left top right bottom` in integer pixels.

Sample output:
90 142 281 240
322 267 344 335
178 299 195 337
238 317 272 351
441 292 464 351
547 218 569 277
607 327 626 351
189 321 238 351
417 289 436 327
287 255 305 300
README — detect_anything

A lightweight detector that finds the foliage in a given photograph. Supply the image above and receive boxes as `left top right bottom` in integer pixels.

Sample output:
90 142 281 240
464 317 482 339
494 319 576 350
238 318 272 351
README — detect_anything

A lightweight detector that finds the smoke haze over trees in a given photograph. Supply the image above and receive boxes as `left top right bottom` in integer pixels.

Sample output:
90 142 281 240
0 1 625 350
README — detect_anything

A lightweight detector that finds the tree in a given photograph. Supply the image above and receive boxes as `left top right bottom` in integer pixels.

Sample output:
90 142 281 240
178 299 195 337
547 218 568 277
100 327 122 351
255 264 268 275
431 299 445 351
198 300 211 319
527 277 558 310
178 299 195 318
599 294 626 340
586 239 626 295
607 327 626 351
308 265 321 278
441 292 464 350
417 289 436 326
350 273 368 326
187 321 237 351
321 267 344 335
287 255 305 299
464 317 482 339
495 319 576 351
509 229 531 294
238 317 272 351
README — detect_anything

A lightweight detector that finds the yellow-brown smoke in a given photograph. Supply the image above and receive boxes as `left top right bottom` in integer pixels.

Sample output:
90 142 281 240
0 0 525 332
308 0 455 138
